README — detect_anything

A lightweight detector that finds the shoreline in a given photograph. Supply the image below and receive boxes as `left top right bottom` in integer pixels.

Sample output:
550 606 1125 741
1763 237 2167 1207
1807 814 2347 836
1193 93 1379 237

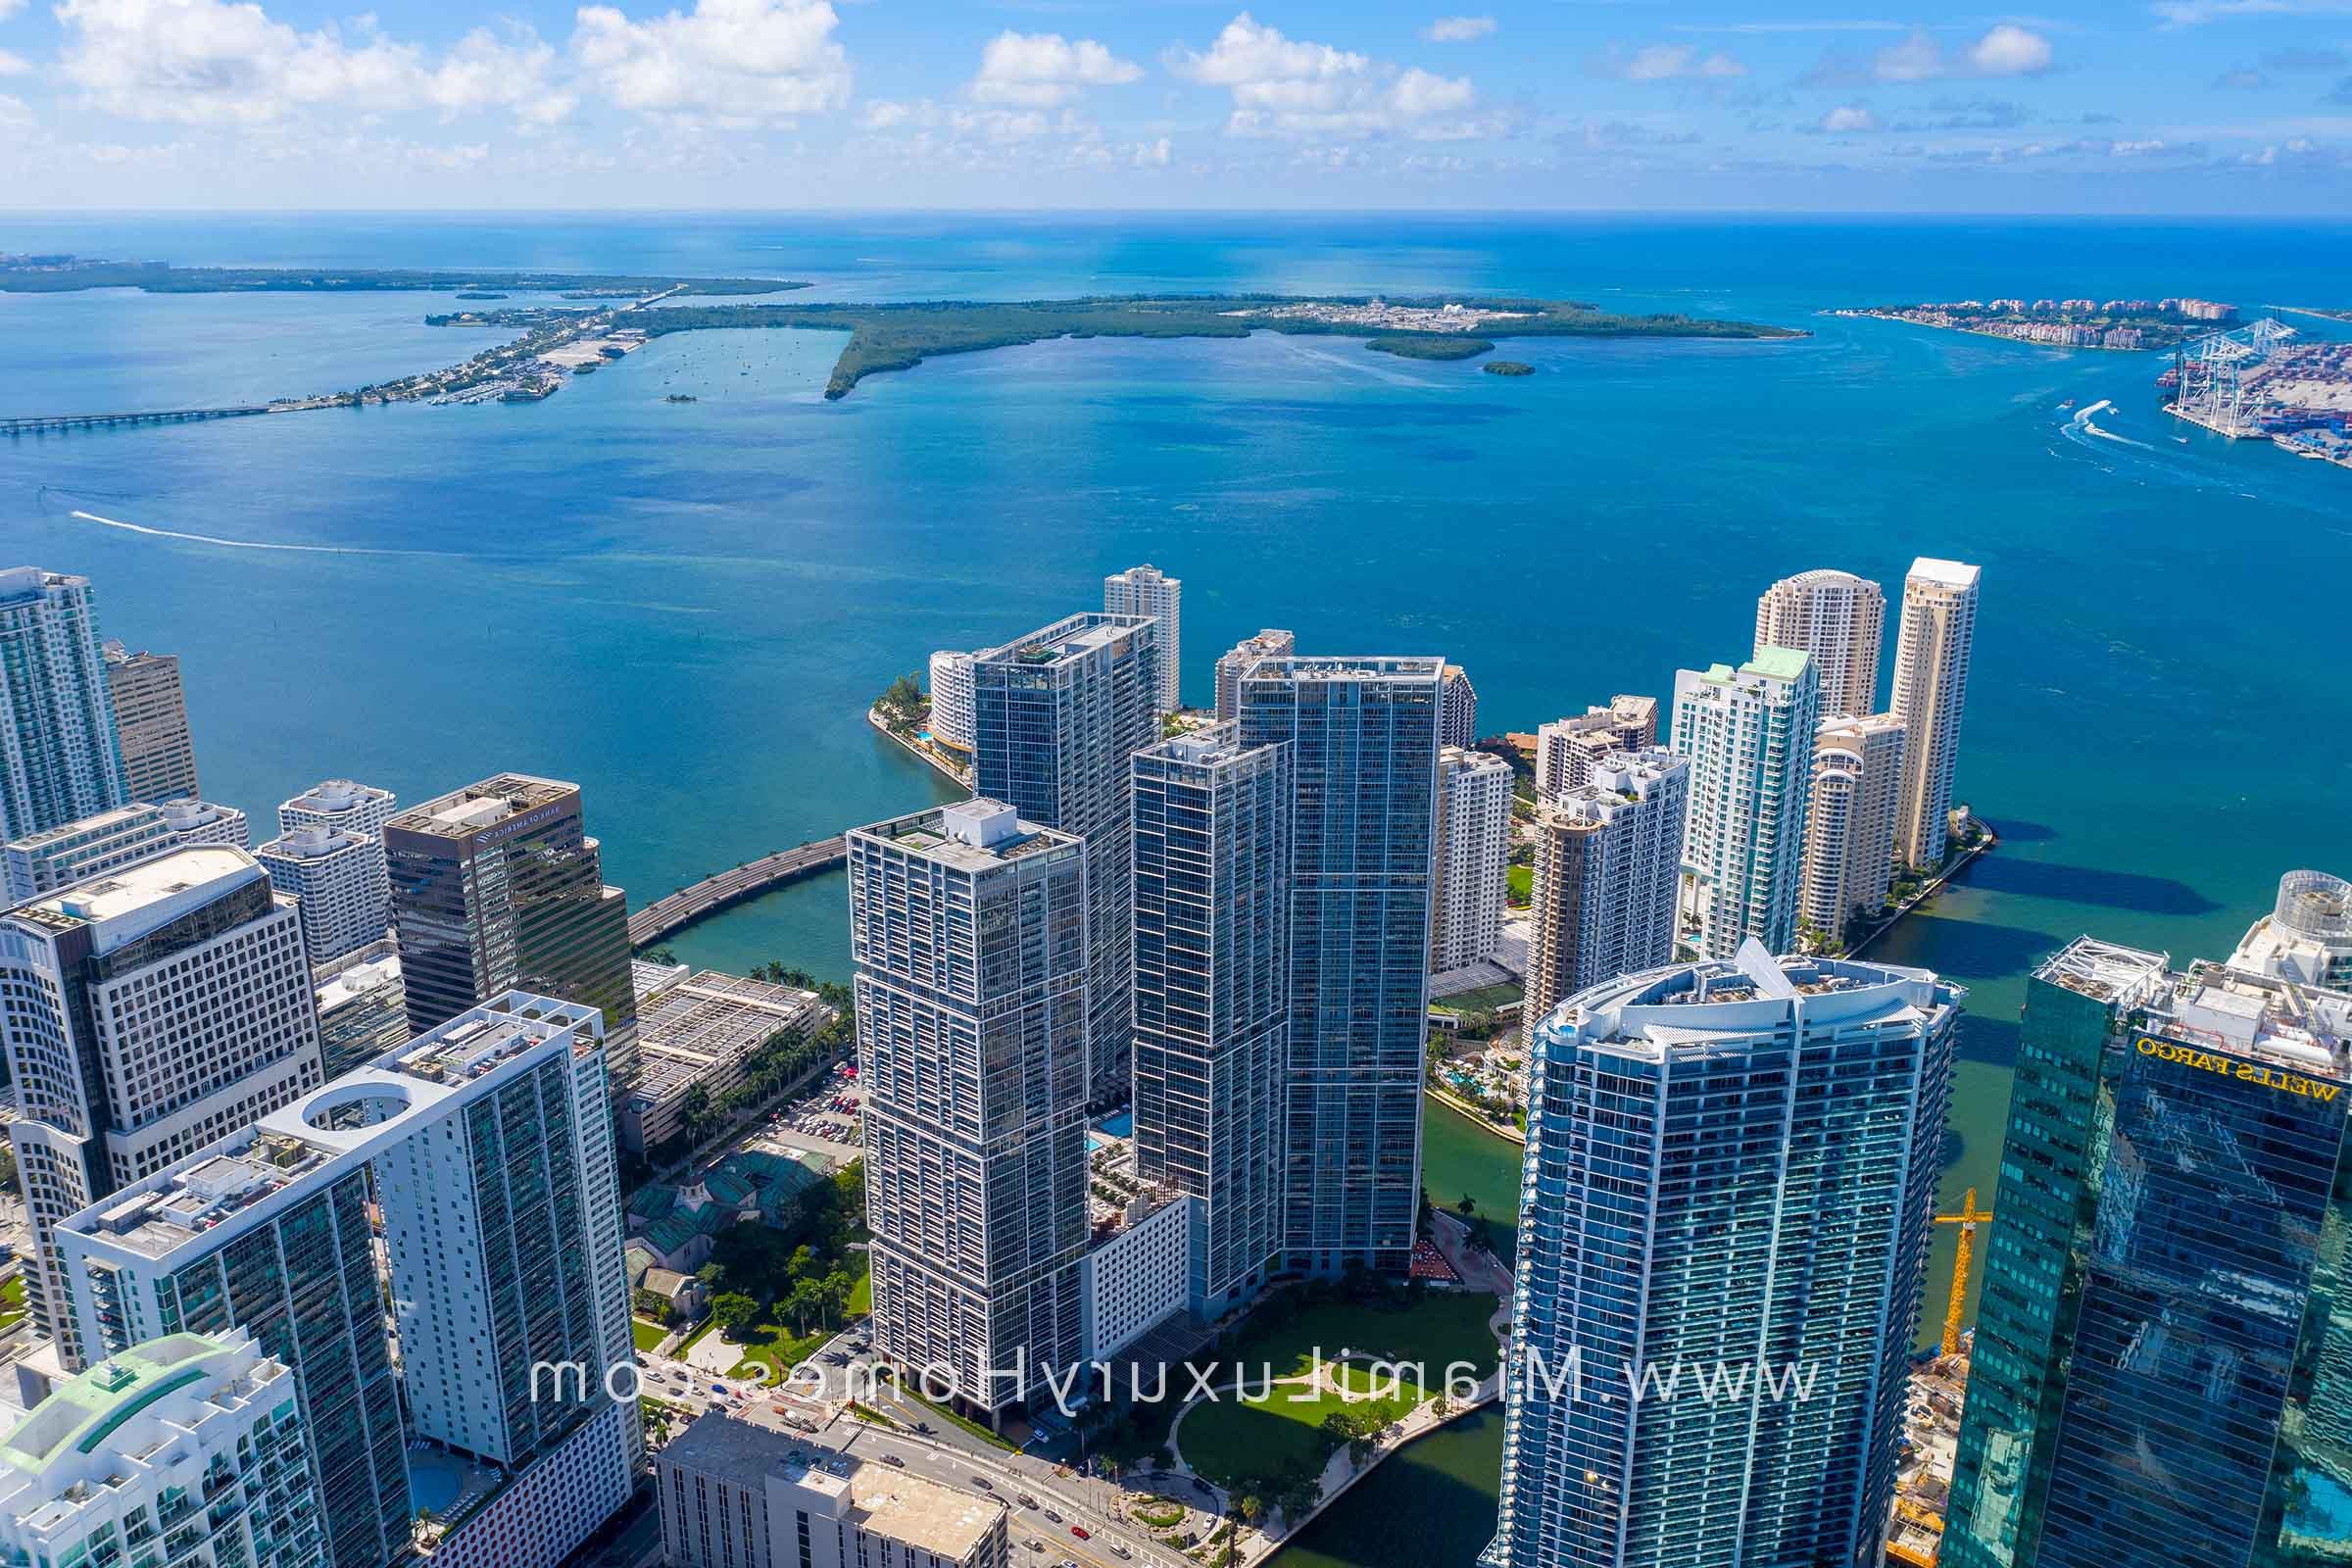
865 709 974 792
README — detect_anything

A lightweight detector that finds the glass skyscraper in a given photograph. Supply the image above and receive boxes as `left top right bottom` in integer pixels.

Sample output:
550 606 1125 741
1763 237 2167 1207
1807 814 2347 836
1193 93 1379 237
1237 655 1443 1276
1130 723 1289 1317
383 773 638 1078
1489 944 1959 1568
971 612 1160 1105
1946 935 2352 1568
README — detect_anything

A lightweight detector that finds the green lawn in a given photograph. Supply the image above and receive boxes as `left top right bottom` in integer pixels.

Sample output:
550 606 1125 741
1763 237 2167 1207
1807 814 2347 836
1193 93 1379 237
1241 1293 1501 1386
631 1318 669 1352
0 1273 26 1335
1433 982 1524 1013
849 1266 872 1317
725 1318 829 1384
906 1387 1017 1451
1178 1382 1416 1492
1505 865 1533 903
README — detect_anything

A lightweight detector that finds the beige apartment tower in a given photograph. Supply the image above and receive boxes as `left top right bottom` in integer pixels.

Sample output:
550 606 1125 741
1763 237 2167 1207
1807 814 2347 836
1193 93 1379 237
1798 713 1906 950
101 642 200 804
1533 695 1658 799
1754 568 1885 719
1888 558 1981 872
1522 749 1690 1041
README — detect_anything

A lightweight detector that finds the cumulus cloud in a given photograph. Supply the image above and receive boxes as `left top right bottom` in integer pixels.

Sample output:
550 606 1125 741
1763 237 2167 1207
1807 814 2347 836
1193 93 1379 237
1171 13 1488 139
968 30 1140 108
0 0 22 18
1599 43 1747 81
1423 16 1495 42
1132 135 1171 166
0 49 28 75
572 0 851 125
1819 103 1878 131
1867 24 2051 82
0 92 32 127
54 0 570 126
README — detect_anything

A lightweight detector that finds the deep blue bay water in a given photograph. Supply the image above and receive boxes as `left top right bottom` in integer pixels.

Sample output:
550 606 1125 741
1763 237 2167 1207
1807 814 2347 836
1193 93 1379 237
5 212 2350 1564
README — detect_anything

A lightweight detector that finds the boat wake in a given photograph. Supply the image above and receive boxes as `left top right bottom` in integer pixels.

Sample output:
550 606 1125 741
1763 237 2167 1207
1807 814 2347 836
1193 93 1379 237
2065 399 2155 452
69 510 455 557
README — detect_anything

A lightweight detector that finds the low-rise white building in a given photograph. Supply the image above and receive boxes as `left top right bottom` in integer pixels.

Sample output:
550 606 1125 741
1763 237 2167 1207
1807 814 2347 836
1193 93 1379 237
2 804 174 903
659 1416 1010 1568
0 1329 323 1568
1078 1189 1195 1364
156 798 249 852
277 778 397 838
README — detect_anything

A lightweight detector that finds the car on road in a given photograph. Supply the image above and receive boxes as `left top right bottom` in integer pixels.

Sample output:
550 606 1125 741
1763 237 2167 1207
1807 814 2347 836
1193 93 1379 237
882 1453 905 1467
1043 1511 1059 1524
1018 1494 1038 1508
1069 1526 1090 1541
1109 1546 1131 1560
970 1476 993 1491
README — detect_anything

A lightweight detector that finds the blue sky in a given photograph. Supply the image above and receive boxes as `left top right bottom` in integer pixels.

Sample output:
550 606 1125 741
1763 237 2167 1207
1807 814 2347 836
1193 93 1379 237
0 0 2347 210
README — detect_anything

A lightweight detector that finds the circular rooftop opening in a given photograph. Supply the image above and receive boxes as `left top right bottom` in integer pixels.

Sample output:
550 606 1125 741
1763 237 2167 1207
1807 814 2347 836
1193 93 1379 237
301 1081 416 1131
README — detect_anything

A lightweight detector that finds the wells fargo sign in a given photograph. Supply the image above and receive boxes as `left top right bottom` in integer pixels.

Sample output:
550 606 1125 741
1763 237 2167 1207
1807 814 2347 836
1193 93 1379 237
2135 1035 2344 1103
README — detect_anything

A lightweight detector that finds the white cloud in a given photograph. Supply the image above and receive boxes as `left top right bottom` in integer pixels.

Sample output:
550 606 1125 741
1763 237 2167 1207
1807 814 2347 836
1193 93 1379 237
1423 16 1495 42
0 49 28 75
572 0 851 125
1173 13 1487 139
0 0 22 18
1969 24 2052 76
1820 103 1878 130
1871 24 2051 82
968 30 1139 108
54 0 571 126
1602 43 1747 81
1132 134 1171 166
0 93 32 127
2157 0 2352 24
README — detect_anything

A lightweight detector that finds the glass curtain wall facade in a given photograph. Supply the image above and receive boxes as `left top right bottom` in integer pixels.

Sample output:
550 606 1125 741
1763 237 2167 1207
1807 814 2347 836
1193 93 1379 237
1238 656 1443 1276
1489 949 1958 1568
1130 724 1290 1317
971 613 1160 1106
1948 937 2352 1568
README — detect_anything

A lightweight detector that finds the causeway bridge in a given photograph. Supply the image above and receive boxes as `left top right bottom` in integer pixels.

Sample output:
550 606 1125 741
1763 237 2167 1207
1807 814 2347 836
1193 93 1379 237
628 837 848 948
4 407 273 435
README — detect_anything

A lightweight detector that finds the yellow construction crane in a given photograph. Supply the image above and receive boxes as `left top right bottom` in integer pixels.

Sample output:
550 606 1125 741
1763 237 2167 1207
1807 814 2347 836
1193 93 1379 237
1935 1187 1993 1357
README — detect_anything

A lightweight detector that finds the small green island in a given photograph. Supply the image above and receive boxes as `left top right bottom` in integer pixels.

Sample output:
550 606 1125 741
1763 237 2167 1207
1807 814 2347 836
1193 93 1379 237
610 294 1798 399
453 291 509 302
1484 360 1536 376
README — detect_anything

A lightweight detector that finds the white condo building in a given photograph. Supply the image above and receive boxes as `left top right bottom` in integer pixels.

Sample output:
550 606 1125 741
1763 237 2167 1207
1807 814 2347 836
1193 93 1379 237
1440 664 1479 751
1534 696 1658 799
2 804 174 903
256 825 392 966
1755 568 1886 719
1799 713 1906 951
1103 564 1181 711
278 779 397 839
0 848 326 1364
849 800 1090 1424
55 995 638 1568
0 1329 324 1568
926 650 976 753
1671 648 1821 960
0 567 128 843
157 798 249 851
1432 747 1513 973
1888 557 1981 872
1522 749 1690 1041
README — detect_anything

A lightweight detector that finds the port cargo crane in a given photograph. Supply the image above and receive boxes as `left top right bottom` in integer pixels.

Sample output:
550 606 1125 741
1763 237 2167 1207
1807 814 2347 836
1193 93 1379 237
2169 317 2295 437
1936 1188 1992 1357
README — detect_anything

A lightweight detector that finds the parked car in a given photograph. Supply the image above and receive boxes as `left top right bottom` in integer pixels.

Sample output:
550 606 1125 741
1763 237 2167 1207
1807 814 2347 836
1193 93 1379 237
1070 1527 1091 1542
882 1453 905 1468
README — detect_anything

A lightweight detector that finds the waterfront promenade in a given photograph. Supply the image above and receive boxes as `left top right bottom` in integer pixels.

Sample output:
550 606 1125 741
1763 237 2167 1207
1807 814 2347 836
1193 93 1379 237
628 837 846 947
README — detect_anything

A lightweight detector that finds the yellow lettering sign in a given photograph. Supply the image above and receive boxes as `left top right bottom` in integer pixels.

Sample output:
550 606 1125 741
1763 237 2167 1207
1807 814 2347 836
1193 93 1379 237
2134 1036 2346 1102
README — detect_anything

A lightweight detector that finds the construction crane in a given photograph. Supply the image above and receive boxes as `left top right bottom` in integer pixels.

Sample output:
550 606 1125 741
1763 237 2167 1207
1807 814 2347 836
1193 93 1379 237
1935 1188 1992 1357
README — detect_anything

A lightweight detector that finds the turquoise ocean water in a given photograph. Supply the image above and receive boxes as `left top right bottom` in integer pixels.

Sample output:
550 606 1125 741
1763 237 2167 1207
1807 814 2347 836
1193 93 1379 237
6 213 2350 1564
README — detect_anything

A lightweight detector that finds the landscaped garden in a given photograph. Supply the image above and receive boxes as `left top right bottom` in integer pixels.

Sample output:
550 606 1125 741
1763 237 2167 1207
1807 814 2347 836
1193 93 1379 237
631 1318 668 1352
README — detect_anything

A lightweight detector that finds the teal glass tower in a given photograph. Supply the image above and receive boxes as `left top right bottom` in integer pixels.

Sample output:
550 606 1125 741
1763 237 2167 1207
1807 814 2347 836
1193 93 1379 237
1487 945 1960 1568
1945 937 2352 1568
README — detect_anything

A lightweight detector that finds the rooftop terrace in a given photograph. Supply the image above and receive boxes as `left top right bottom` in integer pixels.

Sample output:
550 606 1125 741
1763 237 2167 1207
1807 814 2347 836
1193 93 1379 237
386 774 576 842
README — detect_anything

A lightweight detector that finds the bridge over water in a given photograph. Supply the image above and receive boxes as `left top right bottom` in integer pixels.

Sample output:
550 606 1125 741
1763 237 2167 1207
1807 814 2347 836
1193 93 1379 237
628 837 848 948
3 407 272 435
